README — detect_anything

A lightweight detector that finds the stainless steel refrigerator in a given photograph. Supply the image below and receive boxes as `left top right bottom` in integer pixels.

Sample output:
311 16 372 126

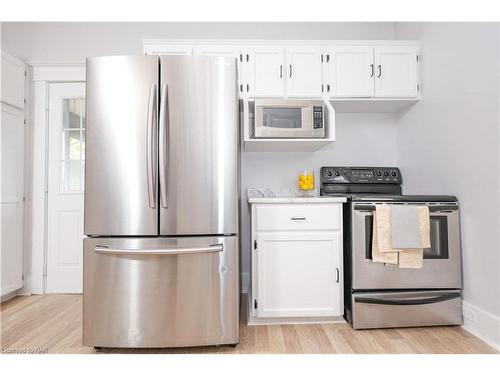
83 55 239 349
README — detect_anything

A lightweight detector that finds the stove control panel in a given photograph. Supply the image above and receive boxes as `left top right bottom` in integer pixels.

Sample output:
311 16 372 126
321 167 402 184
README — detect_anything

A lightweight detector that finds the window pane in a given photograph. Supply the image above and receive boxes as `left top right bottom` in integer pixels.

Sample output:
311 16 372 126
63 130 82 161
63 99 84 129
62 160 82 192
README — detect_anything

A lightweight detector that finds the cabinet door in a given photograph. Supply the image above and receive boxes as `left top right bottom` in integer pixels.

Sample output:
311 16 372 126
1 50 25 109
247 47 285 97
193 45 245 96
254 231 342 318
285 47 324 97
374 46 419 98
328 47 374 98
1 104 24 296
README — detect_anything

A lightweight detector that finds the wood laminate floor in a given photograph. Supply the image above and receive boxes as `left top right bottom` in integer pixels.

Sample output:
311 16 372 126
0 294 497 354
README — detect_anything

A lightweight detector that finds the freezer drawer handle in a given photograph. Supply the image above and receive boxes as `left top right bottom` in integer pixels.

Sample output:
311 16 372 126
94 244 223 255
290 217 306 221
354 292 461 306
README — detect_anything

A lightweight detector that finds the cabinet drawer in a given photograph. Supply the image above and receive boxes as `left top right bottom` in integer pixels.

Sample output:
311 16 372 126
255 204 340 231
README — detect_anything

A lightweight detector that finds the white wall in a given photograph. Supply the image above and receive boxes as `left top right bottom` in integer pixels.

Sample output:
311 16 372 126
0 22 395 61
395 22 500 347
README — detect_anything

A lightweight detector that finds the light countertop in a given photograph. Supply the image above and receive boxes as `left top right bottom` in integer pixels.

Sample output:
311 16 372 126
248 196 347 204
246 187 347 203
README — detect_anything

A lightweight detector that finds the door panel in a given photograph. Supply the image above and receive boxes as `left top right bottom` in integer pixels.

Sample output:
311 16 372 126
83 235 239 348
374 47 419 97
1 104 24 296
352 208 462 290
255 231 342 318
46 83 86 293
85 56 159 236
247 47 285 97
285 48 323 97
159 56 238 235
329 47 374 98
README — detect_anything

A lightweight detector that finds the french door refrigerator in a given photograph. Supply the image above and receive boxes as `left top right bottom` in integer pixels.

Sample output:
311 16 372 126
83 55 239 348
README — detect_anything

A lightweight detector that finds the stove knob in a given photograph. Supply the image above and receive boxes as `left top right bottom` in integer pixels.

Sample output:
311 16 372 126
327 170 333 177
334 171 340 176
384 171 389 177
391 171 397 177
376 170 382 177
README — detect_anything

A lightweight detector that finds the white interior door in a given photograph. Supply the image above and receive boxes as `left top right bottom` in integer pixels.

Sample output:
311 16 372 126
46 82 86 293
329 47 375 98
285 47 324 97
1 104 24 296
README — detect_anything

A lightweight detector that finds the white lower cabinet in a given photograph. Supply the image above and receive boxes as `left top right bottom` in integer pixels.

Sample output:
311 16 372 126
249 202 344 324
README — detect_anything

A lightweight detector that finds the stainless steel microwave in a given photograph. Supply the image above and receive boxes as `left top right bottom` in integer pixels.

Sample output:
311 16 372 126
253 99 325 139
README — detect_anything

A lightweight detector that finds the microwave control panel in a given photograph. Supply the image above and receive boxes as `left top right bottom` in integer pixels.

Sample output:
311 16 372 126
313 106 323 129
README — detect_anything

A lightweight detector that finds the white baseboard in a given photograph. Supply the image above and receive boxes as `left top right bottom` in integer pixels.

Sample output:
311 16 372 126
241 272 250 294
462 300 500 351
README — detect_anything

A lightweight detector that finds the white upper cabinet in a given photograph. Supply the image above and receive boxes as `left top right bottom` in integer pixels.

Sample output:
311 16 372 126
246 47 286 97
1 50 25 109
374 46 419 98
285 47 324 97
192 45 245 94
328 47 374 98
144 45 193 55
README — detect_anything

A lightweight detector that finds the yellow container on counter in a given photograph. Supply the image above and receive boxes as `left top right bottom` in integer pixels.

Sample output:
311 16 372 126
297 170 314 191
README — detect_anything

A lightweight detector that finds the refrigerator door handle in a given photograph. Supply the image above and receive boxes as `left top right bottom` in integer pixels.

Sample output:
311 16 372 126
159 82 168 208
146 82 157 208
94 244 223 255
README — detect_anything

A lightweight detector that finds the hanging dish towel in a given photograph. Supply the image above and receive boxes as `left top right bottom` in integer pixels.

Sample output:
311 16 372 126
372 214 398 264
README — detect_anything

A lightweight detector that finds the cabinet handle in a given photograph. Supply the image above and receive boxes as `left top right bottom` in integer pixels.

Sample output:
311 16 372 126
246 84 249 92
239 54 243 62
336 268 340 283
377 64 382 78
289 64 292 78
240 84 243 92
290 217 306 221
279 64 283 78
326 54 330 63
246 53 249 62
370 64 374 77
321 84 324 92
327 84 330 92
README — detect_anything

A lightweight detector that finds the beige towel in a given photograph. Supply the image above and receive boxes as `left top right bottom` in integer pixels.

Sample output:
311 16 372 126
372 205 430 269
372 214 398 264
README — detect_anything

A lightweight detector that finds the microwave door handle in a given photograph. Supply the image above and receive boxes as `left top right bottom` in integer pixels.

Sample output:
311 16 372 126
159 83 168 208
146 83 157 208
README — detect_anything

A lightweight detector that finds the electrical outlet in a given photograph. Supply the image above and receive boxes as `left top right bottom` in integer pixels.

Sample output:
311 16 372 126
462 305 477 322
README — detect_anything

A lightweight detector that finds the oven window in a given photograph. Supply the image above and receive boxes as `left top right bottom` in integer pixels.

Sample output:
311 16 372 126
263 108 302 129
364 215 449 260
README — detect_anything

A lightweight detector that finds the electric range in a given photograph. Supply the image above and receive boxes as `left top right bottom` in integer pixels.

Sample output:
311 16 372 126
320 166 463 330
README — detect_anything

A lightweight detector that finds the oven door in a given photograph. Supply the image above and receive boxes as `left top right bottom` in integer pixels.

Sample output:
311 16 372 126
254 100 319 138
351 203 462 290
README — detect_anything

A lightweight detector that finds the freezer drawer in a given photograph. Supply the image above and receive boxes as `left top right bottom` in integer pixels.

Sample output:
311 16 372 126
83 236 239 348
351 290 463 329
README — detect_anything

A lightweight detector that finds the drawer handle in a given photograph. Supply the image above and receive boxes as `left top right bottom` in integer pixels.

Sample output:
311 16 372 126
94 244 223 255
290 217 306 221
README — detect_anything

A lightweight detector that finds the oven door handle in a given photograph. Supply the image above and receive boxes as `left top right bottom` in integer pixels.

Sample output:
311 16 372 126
354 292 461 306
354 205 458 212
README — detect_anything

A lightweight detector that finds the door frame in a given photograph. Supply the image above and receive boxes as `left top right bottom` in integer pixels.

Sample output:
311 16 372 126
30 62 85 294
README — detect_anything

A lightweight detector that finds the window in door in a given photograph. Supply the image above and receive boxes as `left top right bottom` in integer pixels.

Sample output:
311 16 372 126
62 98 85 193
364 215 449 260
